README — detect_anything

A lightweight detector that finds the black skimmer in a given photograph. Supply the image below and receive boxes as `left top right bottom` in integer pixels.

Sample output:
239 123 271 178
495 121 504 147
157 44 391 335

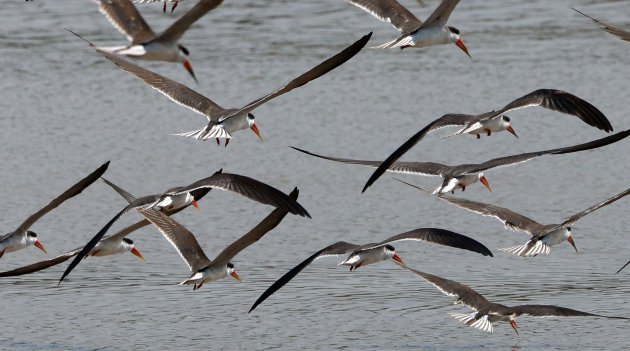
137 187 299 290
0 184 213 277
58 170 310 284
69 30 371 146
347 0 470 55
397 180 630 257
0 237 143 278
135 0 184 13
573 8 630 43
400 266 628 334
249 228 492 312
93 0 224 82
0 161 109 260
294 129 629 194
362 89 614 192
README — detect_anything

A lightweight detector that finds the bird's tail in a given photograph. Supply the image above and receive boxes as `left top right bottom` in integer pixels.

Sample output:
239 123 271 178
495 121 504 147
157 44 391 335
451 313 493 333
370 35 411 49
172 125 232 141
498 240 550 257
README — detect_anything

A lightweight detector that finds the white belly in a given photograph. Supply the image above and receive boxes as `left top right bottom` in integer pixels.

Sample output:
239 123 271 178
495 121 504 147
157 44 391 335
408 26 452 48
181 266 227 286
541 227 570 247
466 117 505 135
0 233 27 254
114 42 180 62
220 113 250 134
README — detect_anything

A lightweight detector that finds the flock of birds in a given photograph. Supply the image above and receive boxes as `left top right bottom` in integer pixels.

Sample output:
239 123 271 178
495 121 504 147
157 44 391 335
5 0 630 336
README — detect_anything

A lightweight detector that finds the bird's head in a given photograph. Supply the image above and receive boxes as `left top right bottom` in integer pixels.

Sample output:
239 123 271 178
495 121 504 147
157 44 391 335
26 231 47 254
227 262 241 282
384 244 404 265
448 26 470 58
177 45 197 83
247 113 263 142
501 115 518 138
122 238 144 260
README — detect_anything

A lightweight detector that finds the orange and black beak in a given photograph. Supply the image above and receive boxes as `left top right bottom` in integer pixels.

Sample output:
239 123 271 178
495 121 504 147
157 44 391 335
191 200 200 210
479 175 492 192
391 253 405 265
250 123 263 142
131 247 144 260
183 60 197 83
506 125 519 139
567 236 578 253
231 270 241 282
510 319 519 335
455 38 471 59
34 240 47 254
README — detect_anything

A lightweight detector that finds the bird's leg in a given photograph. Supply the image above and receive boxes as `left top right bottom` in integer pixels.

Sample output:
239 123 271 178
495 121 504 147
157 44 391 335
461 185 466 192
162 1 167 13
0 248 5 258
171 1 178 13
225 138 230 147
476 134 480 139
484 128 491 136
216 138 220 146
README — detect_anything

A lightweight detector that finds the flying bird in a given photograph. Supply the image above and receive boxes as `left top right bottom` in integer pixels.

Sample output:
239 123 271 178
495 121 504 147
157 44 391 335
347 0 470 55
136 187 299 290
59 170 310 284
0 161 109 259
92 0 224 81
249 228 492 312
361 89 614 192
0 184 212 277
401 265 628 334
69 30 371 146
294 129 629 194
573 8 630 43
397 180 630 257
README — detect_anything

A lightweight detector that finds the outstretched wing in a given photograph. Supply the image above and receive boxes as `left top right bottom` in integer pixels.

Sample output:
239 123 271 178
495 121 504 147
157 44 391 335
395 179 544 235
97 0 156 44
573 8 630 43
224 33 372 120
212 188 298 265
68 30 225 120
463 129 630 175
461 89 612 135
375 227 493 257
511 305 628 319
249 241 361 312
558 187 630 229
157 0 224 43
18 161 109 232
422 0 461 28
401 266 491 311
347 0 423 33
174 170 311 218
291 146 450 177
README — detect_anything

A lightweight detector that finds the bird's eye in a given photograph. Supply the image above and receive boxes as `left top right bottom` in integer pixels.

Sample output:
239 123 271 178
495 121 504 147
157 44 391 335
503 116 511 122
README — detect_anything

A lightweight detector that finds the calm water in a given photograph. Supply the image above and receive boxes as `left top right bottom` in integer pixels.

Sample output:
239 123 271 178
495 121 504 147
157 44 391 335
1 0 629 350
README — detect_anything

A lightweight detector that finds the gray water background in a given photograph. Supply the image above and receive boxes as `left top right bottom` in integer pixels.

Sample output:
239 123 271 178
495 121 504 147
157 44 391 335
0 0 629 350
